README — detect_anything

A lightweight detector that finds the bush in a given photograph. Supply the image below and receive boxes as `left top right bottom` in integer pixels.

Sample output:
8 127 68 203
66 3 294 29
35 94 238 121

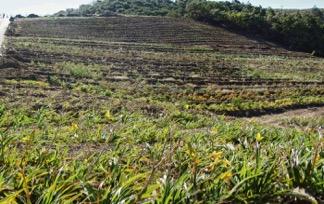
27 14 39 18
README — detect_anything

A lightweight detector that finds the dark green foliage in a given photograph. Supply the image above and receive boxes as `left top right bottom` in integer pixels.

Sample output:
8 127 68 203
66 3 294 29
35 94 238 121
14 14 25 19
27 14 40 18
184 0 324 55
270 12 324 53
55 0 177 17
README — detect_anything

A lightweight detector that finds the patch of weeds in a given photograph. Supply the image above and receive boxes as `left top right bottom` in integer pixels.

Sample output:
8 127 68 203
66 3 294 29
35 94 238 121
54 62 102 79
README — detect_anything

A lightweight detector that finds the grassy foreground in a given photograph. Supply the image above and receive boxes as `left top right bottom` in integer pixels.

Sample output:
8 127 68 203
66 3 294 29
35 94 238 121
0 100 323 203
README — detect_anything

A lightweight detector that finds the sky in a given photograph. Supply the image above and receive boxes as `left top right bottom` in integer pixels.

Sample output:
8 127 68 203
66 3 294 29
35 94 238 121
236 0 324 9
0 0 324 16
0 0 93 16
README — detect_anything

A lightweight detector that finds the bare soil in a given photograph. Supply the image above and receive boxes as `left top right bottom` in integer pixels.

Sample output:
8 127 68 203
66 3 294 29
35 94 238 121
246 106 324 127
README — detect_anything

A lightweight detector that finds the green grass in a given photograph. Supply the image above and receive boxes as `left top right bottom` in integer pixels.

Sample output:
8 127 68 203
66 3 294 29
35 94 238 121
0 96 323 203
54 62 102 79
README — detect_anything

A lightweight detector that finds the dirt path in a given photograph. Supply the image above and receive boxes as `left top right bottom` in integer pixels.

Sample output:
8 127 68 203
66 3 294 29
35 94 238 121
0 17 10 56
246 106 324 127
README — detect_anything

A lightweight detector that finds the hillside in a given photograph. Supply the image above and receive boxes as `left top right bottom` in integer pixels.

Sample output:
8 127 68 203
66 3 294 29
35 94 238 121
53 0 324 56
6 17 320 66
4 17 324 115
8 17 309 56
0 16 324 203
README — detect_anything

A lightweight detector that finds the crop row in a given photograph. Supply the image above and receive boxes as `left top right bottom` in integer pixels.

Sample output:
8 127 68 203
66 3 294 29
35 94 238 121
10 37 323 80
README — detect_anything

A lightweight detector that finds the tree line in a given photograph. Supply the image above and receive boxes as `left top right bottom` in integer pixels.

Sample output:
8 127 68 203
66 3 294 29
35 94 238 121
183 0 324 56
53 0 324 56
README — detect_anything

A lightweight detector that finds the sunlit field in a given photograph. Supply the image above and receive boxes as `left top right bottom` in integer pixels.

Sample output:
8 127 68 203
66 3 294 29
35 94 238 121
0 17 323 203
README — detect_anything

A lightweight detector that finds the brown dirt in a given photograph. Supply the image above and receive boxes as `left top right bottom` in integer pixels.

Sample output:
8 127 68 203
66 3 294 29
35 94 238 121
246 106 324 127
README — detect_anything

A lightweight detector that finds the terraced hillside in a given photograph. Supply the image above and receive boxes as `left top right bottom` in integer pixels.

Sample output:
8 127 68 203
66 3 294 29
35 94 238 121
4 17 324 116
0 17 323 203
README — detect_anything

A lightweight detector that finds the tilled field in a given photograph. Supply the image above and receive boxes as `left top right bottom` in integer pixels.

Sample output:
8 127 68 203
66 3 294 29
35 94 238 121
0 17 323 203
7 17 306 55
3 17 324 116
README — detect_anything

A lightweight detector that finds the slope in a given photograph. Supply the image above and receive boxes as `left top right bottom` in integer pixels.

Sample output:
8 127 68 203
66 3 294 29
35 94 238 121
2 16 324 117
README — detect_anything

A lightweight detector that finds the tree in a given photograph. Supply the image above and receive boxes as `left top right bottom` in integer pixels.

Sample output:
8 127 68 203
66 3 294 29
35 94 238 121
176 0 191 15
14 14 25 19
27 14 39 18
311 6 323 20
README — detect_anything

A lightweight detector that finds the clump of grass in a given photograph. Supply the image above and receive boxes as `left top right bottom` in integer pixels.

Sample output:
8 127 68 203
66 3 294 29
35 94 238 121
54 62 101 79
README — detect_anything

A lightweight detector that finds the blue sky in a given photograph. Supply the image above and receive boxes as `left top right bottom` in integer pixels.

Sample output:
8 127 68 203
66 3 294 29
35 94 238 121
0 0 323 15
234 0 324 9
